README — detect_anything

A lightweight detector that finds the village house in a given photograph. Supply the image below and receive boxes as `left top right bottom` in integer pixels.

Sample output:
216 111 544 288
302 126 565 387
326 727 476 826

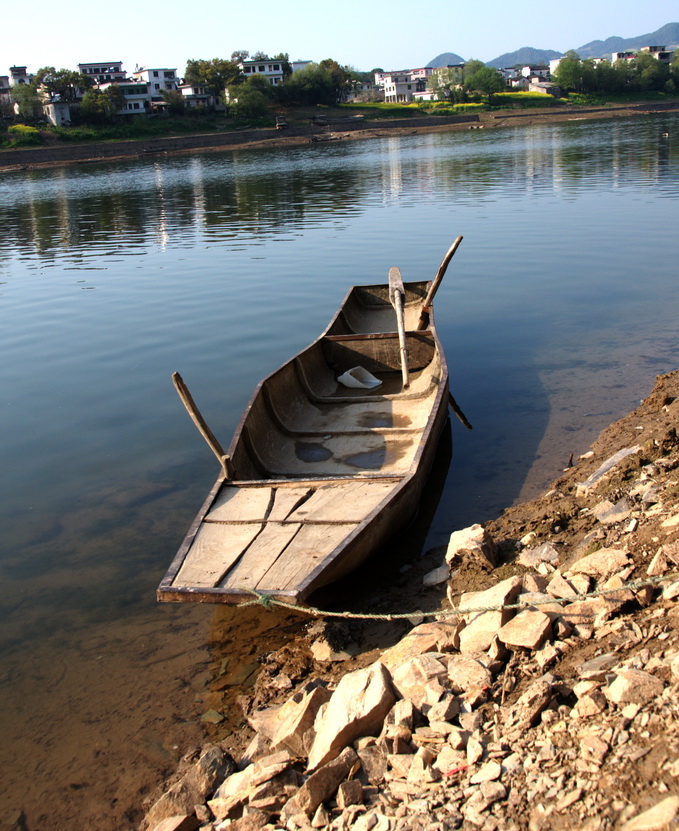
77 61 126 84
237 58 286 86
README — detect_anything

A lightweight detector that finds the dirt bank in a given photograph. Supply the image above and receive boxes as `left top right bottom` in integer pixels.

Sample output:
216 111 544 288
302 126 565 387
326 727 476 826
137 368 679 830
2 100 678 172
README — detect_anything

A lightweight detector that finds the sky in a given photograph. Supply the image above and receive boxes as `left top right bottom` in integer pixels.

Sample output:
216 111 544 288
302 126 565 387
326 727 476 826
2 0 676 78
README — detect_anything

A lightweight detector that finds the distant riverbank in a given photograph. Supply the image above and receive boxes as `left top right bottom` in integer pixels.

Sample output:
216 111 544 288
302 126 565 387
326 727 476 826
2 99 678 172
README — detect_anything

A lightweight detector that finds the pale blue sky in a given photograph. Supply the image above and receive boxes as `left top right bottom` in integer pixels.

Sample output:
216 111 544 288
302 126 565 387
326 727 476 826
3 0 676 77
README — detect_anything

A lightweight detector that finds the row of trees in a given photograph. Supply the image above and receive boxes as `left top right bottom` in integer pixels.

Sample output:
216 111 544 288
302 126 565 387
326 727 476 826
553 50 679 95
426 60 505 101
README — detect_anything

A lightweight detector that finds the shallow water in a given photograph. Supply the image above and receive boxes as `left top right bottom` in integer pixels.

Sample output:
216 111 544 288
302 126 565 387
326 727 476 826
1 113 678 827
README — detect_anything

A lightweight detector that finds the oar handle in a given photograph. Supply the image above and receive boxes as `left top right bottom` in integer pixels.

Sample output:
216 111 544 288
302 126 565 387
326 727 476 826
417 235 463 330
389 266 410 389
172 372 233 479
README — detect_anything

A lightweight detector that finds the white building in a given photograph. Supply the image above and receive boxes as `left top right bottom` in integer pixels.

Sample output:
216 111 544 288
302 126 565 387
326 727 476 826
99 80 152 115
9 65 34 86
177 83 214 108
291 60 312 73
130 68 177 101
78 62 126 83
238 58 285 86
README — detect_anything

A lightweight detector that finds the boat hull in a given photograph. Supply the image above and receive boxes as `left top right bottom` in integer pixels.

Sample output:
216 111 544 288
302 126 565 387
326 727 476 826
158 280 450 605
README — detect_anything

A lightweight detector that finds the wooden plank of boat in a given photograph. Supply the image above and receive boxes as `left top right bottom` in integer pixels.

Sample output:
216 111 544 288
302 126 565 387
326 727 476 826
158 266 456 606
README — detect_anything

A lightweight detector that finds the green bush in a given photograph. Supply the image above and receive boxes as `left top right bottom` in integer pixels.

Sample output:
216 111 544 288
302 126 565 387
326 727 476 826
8 124 43 146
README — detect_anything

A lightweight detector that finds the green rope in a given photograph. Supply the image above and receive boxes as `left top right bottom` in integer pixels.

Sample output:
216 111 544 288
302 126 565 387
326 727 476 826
237 570 679 621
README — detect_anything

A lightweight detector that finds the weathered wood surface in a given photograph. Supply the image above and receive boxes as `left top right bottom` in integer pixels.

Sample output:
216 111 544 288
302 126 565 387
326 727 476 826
158 277 450 605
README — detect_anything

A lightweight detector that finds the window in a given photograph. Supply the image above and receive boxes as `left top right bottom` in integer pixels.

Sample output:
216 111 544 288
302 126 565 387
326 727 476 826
165 71 174 78
155 83 160 90
165 83 173 89
273 64 279 71
153 71 159 77
258 65 265 72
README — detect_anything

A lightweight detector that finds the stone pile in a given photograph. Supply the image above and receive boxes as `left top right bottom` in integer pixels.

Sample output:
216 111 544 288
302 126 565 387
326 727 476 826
141 397 679 830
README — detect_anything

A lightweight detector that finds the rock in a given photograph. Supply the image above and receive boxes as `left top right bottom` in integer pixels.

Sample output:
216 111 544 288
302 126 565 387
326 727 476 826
444 654 493 694
311 640 358 662
248 682 332 758
466 733 485 765
150 817 200 831
606 669 664 706
576 446 642 492
518 542 560 568
469 761 502 784
336 779 364 809
592 498 633 525
457 577 523 653
390 653 448 709
498 609 552 650
284 746 358 819
620 796 679 830
307 662 395 771
647 549 669 576
558 596 623 637
144 745 234 830
577 652 619 681
446 524 497 568
356 745 387 784
208 765 255 819
579 734 609 765
422 563 450 587
663 580 679 601
380 621 463 670
573 689 607 718
427 693 460 722
546 571 578 600
505 678 552 730
566 547 630 579
248 768 299 812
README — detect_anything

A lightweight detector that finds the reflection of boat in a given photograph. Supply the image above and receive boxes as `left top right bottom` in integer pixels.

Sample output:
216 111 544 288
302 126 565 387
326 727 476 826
158 244 461 606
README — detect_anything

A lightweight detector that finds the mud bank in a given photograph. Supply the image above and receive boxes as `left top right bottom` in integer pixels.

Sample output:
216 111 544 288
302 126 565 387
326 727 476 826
2 100 678 172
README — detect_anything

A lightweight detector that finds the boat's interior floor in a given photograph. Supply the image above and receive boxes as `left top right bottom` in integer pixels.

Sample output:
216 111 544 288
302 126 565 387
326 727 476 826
172 478 400 593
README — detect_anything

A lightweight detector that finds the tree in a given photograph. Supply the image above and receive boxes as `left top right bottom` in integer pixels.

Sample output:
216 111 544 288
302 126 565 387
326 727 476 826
229 87 271 120
280 63 336 105
231 50 250 63
10 82 43 118
632 52 669 91
184 58 242 98
553 50 583 92
161 89 186 115
79 86 125 123
427 66 464 100
318 58 353 103
252 51 269 61
34 66 93 102
465 66 504 96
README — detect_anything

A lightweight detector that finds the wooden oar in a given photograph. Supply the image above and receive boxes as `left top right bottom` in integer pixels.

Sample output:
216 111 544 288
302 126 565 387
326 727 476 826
389 266 410 389
416 235 463 330
172 371 234 479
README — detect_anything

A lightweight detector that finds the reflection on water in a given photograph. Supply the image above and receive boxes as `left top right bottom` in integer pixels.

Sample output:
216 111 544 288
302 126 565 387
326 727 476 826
0 114 678 829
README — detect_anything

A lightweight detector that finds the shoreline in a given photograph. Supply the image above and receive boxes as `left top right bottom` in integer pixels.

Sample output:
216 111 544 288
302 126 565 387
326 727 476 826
139 367 679 830
1 99 678 172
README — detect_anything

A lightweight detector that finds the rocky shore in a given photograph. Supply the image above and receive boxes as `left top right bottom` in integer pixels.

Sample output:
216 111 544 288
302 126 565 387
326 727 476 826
138 368 679 831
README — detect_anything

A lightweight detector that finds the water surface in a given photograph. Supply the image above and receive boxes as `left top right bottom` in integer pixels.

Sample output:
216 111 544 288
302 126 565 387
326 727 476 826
1 114 678 828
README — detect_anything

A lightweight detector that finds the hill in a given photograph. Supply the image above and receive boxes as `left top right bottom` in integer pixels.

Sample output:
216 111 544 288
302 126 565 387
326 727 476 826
426 52 466 68
486 46 562 69
576 21 679 59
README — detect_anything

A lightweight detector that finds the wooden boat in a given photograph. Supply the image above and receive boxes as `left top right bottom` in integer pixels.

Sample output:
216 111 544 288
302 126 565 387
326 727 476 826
157 239 462 606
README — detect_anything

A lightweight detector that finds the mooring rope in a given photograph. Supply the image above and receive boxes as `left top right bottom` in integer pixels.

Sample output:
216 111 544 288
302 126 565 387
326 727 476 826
237 569 679 621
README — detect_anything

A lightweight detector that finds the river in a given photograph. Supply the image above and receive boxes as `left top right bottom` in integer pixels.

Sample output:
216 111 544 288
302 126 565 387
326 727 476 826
1 113 678 829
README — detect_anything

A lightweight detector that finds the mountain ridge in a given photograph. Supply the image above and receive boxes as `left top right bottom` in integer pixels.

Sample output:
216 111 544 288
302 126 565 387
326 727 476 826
426 21 678 69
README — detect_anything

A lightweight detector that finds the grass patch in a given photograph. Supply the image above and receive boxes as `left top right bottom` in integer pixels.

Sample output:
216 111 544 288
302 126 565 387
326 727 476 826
492 92 561 108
